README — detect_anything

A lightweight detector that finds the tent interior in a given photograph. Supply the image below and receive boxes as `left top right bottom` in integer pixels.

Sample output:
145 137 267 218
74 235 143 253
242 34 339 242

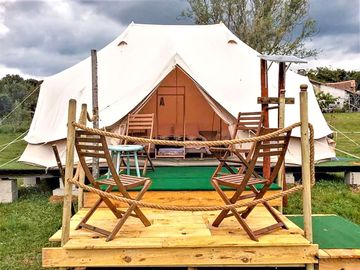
114 66 233 158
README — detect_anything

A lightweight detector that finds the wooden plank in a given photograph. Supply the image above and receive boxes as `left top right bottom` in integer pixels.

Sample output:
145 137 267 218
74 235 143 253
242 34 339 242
319 258 360 270
42 244 318 267
83 190 282 208
322 249 360 259
257 97 295 104
49 207 305 245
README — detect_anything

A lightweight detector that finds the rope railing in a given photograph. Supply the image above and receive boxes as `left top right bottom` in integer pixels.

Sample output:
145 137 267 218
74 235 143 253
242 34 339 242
67 122 315 211
67 177 304 211
73 121 300 147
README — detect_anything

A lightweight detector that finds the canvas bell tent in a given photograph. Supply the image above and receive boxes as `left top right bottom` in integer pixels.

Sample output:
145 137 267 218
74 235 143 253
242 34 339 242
20 23 335 167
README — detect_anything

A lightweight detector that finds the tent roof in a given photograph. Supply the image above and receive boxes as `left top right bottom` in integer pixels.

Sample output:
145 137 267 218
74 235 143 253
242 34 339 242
25 22 332 144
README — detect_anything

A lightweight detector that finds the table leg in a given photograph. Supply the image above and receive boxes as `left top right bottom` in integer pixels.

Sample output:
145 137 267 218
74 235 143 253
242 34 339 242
108 151 114 178
116 151 121 174
134 151 140 177
126 153 130 175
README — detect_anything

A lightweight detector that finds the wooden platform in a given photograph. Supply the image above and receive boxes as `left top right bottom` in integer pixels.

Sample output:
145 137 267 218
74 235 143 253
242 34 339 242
83 190 282 208
43 207 318 268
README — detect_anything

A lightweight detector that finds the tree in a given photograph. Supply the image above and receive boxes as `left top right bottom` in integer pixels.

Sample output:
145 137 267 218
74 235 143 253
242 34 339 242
315 91 338 112
0 74 41 131
183 0 317 57
307 67 360 90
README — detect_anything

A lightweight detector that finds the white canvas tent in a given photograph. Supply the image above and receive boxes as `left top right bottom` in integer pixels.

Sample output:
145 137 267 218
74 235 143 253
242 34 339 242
20 23 335 168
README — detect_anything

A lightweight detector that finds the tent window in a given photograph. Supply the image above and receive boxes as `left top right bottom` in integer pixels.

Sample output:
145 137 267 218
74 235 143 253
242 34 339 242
118 41 128 47
228 39 237 45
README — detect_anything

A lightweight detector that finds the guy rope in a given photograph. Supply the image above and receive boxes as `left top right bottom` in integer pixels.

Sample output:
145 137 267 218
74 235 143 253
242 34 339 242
67 121 315 212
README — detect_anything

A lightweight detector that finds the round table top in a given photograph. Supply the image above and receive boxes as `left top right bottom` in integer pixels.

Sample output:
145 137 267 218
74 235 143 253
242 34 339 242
108 145 144 151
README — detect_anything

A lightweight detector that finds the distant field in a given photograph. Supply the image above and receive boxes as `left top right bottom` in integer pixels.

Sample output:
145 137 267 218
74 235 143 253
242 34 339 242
0 132 41 170
324 113 360 158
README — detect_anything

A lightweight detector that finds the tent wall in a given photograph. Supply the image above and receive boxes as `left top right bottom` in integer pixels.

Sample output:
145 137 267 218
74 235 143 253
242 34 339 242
139 67 230 139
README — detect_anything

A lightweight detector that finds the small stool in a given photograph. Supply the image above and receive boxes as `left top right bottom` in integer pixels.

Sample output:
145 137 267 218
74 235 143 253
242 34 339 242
108 145 144 177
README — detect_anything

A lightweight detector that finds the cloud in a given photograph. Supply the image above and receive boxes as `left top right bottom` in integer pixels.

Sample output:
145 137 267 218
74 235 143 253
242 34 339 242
308 0 360 56
0 0 125 76
0 0 359 78
80 0 192 25
309 0 360 37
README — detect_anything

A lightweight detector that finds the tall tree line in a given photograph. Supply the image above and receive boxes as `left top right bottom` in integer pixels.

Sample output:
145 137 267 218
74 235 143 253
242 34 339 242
0 74 41 132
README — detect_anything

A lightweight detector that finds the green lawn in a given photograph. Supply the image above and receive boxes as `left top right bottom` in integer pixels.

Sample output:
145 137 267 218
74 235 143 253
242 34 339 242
285 175 360 224
0 187 62 270
324 112 360 158
0 132 42 170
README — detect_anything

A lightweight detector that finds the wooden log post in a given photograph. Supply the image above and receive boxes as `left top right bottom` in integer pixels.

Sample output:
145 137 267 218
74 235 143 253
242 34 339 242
300 84 314 270
77 104 87 210
61 99 77 246
277 89 286 212
91 49 100 179
260 59 271 179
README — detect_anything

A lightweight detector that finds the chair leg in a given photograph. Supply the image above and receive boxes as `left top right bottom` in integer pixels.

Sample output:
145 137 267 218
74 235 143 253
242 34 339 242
212 180 242 227
142 152 154 176
130 180 152 227
147 153 155 171
106 180 152 241
106 202 138 241
262 201 288 229
211 180 258 241
76 186 122 230
76 196 103 230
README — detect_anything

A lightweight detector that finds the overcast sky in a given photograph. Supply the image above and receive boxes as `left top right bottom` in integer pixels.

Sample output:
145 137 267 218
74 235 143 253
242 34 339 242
0 0 359 79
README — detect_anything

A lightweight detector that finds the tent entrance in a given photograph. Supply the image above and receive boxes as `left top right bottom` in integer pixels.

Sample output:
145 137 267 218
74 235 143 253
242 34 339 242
156 86 185 139
138 67 230 158
155 86 186 158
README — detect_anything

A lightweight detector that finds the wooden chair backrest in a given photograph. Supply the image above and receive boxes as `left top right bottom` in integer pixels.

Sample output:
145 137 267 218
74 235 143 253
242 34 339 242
232 111 264 139
240 127 292 187
125 113 154 149
74 130 127 192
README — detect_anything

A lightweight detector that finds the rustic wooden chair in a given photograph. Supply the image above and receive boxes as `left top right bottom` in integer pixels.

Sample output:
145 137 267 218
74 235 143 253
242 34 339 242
210 111 264 178
211 127 291 241
74 130 152 241
114 113 155 176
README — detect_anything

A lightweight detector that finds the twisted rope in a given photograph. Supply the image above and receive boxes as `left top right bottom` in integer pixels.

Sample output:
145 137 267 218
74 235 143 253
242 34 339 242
68 177 304 211
73 122 302 147
68 122 315 211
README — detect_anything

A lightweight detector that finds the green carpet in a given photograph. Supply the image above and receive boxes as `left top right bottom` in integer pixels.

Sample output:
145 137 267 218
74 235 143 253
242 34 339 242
100 166 281 191
287 215 360 249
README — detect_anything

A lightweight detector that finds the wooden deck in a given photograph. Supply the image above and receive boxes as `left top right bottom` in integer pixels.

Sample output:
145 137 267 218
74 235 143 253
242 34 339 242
43 206 318 268
83 190 283 208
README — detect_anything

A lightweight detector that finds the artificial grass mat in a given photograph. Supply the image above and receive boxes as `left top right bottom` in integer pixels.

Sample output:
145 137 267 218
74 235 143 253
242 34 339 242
99 166 281 191
287 215 360 249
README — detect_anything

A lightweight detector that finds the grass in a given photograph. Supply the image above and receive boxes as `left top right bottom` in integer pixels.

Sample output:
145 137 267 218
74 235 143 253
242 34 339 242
324 112 360 158
285 173 360 224
0 187 62 270
0 132 42 170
